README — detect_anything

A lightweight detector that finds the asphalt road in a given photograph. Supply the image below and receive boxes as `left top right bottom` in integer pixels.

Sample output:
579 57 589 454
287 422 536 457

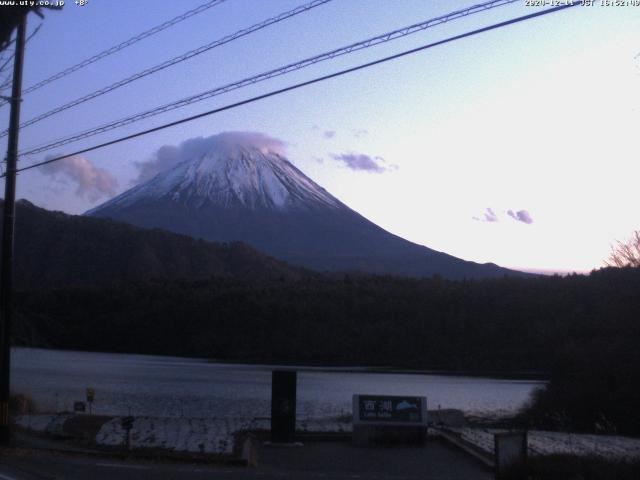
0 440 492 479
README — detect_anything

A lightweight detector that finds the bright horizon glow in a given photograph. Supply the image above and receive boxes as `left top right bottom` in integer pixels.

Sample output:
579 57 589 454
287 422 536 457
1 0 639 274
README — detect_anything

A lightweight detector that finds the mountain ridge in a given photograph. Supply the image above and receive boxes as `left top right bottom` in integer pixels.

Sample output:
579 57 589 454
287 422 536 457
2 199 303 289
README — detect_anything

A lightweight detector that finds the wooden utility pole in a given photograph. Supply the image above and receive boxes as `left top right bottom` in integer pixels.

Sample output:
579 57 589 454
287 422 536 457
0 12 27 446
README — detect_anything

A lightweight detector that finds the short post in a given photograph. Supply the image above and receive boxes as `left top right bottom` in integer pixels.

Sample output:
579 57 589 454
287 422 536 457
121 416 134 451
270 370 297 444
494 431 528 480
86 387 94 415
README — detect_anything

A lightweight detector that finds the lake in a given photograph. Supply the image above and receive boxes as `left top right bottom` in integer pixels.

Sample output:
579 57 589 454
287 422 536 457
11 347 544 419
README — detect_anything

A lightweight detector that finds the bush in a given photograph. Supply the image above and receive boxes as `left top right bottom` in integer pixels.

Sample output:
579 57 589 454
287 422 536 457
519 340 640 435
9 393 36 414
529 455 640 480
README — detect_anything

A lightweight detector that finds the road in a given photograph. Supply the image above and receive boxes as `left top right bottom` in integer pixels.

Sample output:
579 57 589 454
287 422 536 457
0 440 492 479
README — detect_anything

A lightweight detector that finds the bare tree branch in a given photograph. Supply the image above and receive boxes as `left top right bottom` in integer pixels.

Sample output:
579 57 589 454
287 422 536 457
605 231 640 268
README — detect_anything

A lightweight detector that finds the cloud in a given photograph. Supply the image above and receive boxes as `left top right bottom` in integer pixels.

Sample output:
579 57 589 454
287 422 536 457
39 155 117 201
507 209 534 224
330 152 395 173
473 208 534 224
323 130 336 139
311 125 336 139
134 131 287 184
473 207 499 222
353 129 368 138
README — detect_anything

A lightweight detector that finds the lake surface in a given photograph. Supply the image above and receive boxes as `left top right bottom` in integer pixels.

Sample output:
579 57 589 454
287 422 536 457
11 347 544 419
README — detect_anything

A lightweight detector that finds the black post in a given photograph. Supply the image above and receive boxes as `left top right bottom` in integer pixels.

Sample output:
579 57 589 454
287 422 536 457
0 13 27 446
271 370 297 443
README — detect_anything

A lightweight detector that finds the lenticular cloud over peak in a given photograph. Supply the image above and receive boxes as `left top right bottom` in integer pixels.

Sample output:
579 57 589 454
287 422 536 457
203 131 287 157
134 131 287 184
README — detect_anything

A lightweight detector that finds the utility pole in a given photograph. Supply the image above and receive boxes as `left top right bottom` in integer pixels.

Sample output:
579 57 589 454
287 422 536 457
0 12 27 446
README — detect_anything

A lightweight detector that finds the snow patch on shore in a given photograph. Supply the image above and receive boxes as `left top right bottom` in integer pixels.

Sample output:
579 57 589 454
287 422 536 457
14 414 72 435
455 428 640 460
95 417 256 455
15 414 351 456
95 416 351 455
22 414 640 461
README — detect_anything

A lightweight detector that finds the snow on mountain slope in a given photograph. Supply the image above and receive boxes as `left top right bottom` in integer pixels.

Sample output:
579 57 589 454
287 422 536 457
88 145 341 214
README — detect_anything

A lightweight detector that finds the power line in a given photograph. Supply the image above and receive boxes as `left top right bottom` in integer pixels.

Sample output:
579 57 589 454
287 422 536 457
0 36 16 54
0 76 12 92
0 23 42 94
0 52 15 76
0 0 227 110
19 0 520 156
0 72 12 92
1 0 332 137
0 24 42 79
10 3 579 177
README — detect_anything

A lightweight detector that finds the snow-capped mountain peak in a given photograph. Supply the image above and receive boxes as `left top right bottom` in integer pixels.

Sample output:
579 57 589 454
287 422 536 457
90 144 342 213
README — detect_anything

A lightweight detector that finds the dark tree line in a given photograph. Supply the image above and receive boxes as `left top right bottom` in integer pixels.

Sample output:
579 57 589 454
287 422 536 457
12 266 640 434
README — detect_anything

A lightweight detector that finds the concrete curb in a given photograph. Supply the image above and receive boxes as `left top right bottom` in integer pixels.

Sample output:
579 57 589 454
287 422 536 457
433 428 495 470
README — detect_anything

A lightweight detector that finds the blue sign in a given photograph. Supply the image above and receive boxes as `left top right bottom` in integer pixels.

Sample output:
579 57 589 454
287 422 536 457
353 395 427 425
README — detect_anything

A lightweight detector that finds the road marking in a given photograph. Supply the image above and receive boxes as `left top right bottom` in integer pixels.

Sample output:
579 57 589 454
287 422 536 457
95 463 150 470
192 469 234 473
0 473 19 480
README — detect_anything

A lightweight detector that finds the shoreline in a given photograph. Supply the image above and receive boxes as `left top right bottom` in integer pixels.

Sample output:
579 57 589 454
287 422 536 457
14 412 640 463
12 346 550 381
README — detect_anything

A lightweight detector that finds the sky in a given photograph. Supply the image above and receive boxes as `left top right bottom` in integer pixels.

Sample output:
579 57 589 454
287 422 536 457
1 0 639 274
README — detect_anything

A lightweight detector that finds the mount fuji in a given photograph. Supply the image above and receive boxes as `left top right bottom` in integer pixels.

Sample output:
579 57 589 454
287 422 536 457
87 136 524 279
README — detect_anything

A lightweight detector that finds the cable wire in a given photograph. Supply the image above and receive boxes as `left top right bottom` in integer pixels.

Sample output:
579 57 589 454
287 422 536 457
0 25 42 83
9 3 579 177
2 0 332 136
19 0 520 155
0 23 43 96
0 51 15 75
0 0 226 109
